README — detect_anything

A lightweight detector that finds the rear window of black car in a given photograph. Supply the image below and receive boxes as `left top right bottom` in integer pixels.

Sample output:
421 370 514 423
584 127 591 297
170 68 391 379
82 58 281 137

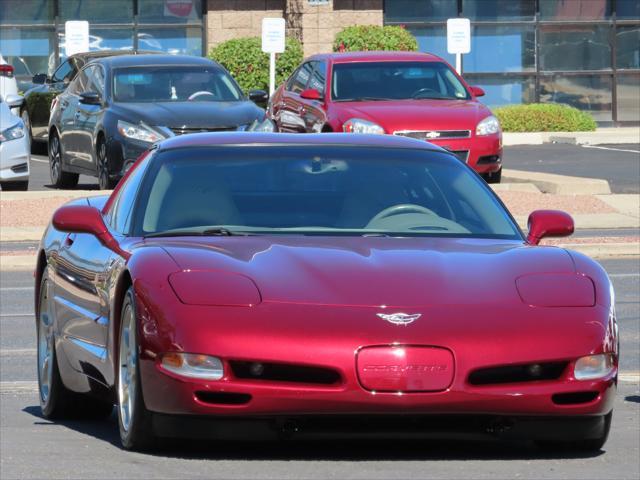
132 145 520 240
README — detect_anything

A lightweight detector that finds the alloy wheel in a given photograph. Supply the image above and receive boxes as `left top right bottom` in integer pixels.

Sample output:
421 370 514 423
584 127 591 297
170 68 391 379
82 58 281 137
37 279 54 404
97 141 110 190
118 303 137 433
49 135 61 185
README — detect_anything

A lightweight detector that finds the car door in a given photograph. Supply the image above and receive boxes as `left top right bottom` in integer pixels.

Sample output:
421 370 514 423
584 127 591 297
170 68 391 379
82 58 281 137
59 67 91 168
276 62 313 133
74 65 105 171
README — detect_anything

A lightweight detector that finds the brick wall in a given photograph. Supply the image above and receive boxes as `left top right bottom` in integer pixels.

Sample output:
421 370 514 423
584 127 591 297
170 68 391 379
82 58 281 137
206 0 383 57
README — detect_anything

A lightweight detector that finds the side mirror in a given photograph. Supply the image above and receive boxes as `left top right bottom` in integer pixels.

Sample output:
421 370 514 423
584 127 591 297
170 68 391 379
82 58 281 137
248 89 268 104
52 205 127 258
32 73 49 85
300 88 322 101
527 210 574 245
470 86 485 97
79 91 101 105
4 94 24 108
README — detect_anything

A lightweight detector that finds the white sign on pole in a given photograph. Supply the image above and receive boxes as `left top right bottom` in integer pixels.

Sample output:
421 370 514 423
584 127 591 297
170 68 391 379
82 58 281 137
446 18 470 74
64 21 90 57
262 18 286 96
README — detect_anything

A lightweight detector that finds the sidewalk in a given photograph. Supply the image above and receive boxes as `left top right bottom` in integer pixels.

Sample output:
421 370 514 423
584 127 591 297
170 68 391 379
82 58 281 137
503 127 640 146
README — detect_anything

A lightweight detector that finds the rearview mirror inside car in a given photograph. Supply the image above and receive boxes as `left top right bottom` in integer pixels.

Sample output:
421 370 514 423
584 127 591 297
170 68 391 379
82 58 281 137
248 89 269 104
527 210 574 245
79 91 102 105
470 86 485 97
300 88 322 101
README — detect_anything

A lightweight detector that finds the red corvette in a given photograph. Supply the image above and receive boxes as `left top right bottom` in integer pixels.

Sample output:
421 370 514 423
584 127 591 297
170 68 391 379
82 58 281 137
36 133 617 451
269 52 503 183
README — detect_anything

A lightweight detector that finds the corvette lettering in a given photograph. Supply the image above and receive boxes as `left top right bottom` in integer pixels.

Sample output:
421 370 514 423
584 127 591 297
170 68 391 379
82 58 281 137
362 364 447 373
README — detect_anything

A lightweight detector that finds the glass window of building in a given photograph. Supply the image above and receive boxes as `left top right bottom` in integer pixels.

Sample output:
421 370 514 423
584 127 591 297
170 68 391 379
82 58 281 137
539 0 611 20
540 75 613 121
0 0 54 24
0 27 55 78
539 25 611 71
461 0 535 21
408 26 455 66
614 0 639 18
466 26 535 73
59 0 134 24
466 76 536 108
137 28 202 56
616 75 640 121
384 0 456 22
138 0 203 24
617 26 640 70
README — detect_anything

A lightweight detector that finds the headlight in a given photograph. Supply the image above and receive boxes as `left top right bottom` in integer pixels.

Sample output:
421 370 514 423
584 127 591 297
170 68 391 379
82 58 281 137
0 121 25 143
574 354 615 380
343 118 385 134
117 120 165 143
247 117 276 132
476 115 500 136
161 352 224 380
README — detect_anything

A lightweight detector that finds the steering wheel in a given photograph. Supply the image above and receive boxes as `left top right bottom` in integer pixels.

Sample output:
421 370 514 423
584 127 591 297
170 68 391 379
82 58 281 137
411 87 438 98
188 91 215 101
368 204 437 224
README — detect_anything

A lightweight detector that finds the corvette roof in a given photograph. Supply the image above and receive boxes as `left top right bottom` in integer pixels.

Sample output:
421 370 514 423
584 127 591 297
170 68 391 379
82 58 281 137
156 132 449 152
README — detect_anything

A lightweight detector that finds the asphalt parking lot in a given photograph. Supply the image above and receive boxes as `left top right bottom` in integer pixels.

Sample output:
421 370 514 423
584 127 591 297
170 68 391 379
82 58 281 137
1 258 638 479
24 142 640 192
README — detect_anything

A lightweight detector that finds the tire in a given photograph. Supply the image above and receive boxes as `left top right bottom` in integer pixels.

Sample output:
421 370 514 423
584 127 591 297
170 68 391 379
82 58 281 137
97 138 117 190
38 270 113 420
536 412 612 453
117 287 156 451
0 180 29 191
482 168 502 184
48 132 79 189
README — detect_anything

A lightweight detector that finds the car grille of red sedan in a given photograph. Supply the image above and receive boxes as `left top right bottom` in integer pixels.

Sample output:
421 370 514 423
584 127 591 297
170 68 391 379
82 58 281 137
393 130 471 140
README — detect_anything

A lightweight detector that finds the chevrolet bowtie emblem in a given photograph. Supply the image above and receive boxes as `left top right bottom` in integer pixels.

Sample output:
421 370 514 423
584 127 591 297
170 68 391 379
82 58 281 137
425 131 440 139
377 312 421 325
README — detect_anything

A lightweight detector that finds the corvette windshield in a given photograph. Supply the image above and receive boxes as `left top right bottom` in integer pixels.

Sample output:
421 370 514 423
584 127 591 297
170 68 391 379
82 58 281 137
134 146 520 239
113 66 243 103
332 61 470 101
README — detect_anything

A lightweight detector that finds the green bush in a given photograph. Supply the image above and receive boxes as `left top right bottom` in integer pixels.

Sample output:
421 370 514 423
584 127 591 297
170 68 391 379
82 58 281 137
333 25 418 53
208 37 303 93
494 103 597 132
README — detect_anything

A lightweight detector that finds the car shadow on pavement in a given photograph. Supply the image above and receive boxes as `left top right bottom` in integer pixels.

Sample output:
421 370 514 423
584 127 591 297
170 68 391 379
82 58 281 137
625 395 640 403
22 405 605 461
43 184 99 190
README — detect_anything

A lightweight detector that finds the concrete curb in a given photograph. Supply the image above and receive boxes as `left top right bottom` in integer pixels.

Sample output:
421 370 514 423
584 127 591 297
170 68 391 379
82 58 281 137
513 214 639 230
0 190 105 201
503 127 640 146
503 169 611 195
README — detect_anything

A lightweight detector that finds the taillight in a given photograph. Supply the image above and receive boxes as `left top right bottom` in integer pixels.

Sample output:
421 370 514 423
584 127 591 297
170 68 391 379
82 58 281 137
0 64 14 78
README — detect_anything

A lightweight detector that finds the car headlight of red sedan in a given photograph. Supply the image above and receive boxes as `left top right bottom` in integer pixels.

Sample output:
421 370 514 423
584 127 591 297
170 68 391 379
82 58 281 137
161 352 224 380
343 118 385 134
574 354 615 380
476 115 500 136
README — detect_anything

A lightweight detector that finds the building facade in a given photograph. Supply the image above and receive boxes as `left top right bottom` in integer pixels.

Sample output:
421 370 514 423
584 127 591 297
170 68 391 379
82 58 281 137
1 0 638 123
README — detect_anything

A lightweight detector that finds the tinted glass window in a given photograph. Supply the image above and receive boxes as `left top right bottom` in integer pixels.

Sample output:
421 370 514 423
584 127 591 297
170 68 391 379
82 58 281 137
0 0 54 24
466 75 536 108
462 0 535 20
332 62 470 101
616 75 640 122
539 0 611 19
51 59 74 84
540 74 612 121
539 25 611 71
289 62 312 94
137 27 202 56
135 146 520 240
384 0 456 22
309 61 326 96
57 28 134 60
138 0 203 23
108 154 149 234
113 66 242 103
617 26 640 70
409 26 455 66
68 67 92 95
59 0 134 24
0 27 55 77
617 0 640 18
87 65 105 96
466 26 535 73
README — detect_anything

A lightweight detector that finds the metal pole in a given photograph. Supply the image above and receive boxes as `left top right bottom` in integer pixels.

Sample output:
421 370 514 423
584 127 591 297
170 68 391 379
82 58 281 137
269 52 276 96
456 53 462 75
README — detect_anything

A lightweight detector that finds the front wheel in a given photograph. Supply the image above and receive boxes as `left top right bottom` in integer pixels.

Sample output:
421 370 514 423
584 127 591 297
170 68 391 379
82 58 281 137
97 139 117 190
117 287 156 450
48 132 79 189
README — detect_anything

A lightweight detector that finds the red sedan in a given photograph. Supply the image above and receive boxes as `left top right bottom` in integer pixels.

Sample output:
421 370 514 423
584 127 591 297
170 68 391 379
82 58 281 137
36 133 616 451
270 51 503 183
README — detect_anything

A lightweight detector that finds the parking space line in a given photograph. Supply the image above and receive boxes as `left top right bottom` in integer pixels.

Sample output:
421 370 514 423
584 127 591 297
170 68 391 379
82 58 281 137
0 348 36 357
582 145 640 154
0 287 34 291
609 273 640 278
0 381 38 394
0 313 34 317
30 157 49 164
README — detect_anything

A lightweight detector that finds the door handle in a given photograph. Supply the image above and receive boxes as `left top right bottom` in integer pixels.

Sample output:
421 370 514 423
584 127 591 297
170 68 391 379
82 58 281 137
64 234 75 247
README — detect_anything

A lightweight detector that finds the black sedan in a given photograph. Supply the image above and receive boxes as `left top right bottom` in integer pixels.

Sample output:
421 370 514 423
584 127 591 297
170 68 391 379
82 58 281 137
21 50 156 147
48 54 270 189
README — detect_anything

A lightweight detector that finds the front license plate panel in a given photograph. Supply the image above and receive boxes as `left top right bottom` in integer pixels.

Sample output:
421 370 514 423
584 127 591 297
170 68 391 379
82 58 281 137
356 346 454 392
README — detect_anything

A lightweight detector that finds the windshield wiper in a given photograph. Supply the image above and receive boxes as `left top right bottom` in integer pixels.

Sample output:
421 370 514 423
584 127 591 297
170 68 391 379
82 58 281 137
145 227 247 238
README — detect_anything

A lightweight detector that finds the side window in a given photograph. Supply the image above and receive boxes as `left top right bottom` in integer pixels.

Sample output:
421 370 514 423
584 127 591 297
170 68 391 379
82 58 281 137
107 154 150 234
51 59 74 84
289 62 313 94
68 66 92 95
87 65 105 96
308 61 326 96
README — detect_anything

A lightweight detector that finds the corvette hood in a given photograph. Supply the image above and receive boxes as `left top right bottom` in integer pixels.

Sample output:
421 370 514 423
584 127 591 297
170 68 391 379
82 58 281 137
157 237 576 307
336 100 491 132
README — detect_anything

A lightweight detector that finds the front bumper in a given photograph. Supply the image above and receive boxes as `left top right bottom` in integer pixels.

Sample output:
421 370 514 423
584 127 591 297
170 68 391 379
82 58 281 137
0 134 30 183
425 133 502 174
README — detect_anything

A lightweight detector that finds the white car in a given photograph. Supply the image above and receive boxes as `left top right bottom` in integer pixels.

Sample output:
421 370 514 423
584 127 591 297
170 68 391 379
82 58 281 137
0 94 30 190
0 53 20 116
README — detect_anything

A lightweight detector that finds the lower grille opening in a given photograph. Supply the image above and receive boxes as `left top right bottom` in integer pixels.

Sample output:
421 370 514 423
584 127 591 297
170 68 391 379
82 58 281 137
230 361 341 385
195 391 251 405
552 391 599 405
477 155 501 165
10 163 28 173
468 362 568 385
